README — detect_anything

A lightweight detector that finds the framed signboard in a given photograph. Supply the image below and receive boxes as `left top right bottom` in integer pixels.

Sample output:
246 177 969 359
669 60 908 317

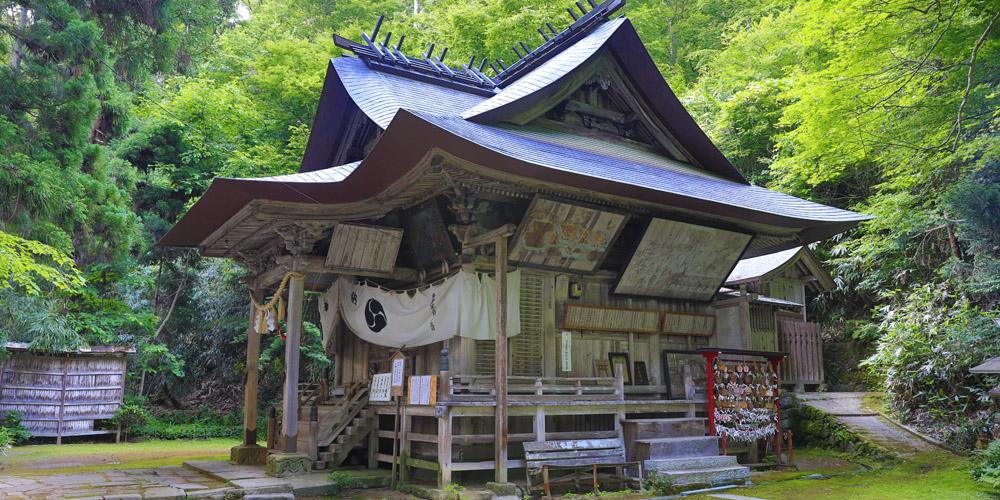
326 223 404 276
370 373 392 402
634 361 650 386
509 196 628 272
563 304 660 333
615 218 751 300
662 312 716 336
608 352 632 385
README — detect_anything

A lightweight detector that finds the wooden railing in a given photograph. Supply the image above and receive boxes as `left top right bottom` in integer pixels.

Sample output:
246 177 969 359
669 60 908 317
448 375 625 402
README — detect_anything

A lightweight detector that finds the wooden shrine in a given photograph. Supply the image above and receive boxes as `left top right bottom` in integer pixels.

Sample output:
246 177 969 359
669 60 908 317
159 0 867 489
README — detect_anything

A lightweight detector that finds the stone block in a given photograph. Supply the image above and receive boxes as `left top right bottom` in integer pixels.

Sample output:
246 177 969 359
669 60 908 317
186 487 236 498
142 486 186 500
172 483 210 490
485 482 518 496
231 444 269 466
265 453 312 478
230 477 293 495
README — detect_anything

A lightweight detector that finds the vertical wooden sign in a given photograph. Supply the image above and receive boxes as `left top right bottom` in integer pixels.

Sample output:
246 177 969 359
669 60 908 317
390 352 406 397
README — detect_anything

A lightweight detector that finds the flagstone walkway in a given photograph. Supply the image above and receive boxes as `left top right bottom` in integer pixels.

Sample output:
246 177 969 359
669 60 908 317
796 392 942 456
0 460 391 499
0 465 231 499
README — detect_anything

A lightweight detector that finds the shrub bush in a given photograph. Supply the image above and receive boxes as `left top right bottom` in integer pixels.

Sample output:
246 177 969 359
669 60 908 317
864 285 1000 448
972 439 1000 489
0 411 32 445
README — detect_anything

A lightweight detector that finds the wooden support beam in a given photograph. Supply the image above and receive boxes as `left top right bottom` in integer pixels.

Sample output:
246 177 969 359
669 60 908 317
465 223 516 249
243 289 264 445
258 255 420 288
494 233 509 483
282 272 305 453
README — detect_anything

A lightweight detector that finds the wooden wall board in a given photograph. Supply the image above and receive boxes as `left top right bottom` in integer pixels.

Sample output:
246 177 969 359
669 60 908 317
562 304 660 333
615 218 751 300
325 223 403 274
509 197 628 273
662 312 716 336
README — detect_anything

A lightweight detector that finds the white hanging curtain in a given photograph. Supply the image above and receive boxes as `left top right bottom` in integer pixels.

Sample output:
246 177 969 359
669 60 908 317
319 270 520 348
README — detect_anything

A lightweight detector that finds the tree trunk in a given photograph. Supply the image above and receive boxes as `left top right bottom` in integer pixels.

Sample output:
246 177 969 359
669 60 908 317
11 7 27 75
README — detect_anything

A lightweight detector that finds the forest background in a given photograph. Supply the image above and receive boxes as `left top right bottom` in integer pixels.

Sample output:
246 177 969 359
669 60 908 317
0 0 997 449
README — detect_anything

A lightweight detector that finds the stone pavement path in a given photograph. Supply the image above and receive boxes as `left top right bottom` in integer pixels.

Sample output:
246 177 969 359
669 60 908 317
0 465 232 499
797 392 941 457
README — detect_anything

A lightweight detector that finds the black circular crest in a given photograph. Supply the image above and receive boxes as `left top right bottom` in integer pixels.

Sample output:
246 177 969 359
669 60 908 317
364 298 388 333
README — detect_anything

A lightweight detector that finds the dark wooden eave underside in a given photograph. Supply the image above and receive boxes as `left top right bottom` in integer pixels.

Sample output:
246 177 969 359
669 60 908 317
160 110 868 262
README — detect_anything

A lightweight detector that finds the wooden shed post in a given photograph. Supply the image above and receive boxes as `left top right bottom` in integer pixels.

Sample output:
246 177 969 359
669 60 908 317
494 234 509 483
244 288 264 446
231 288 269 465
282 272 305 453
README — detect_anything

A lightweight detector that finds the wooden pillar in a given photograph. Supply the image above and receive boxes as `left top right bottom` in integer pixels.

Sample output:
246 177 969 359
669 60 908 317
307 404 319 461
614 364 625 439
534 407 546 442
494 234 509 483
368 415 379 470
282 272 305 453
56 358 67 445
243 289 263 446
738 286 752 350
438 411 453 485
400 407 411 482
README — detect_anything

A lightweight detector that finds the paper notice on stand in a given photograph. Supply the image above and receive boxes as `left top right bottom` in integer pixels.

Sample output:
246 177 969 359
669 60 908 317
561 330 572 372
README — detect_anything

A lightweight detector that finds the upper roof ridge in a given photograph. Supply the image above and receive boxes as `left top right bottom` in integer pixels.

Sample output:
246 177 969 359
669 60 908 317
331 0 625 95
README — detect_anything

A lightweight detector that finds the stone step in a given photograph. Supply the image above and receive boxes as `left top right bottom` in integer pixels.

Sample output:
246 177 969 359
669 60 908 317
623 418 706 439
635 436 719 460
644 454 738 472
650 465 750 487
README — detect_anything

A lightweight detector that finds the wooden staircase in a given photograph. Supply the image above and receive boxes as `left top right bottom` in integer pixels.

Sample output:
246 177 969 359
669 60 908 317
297 385 376 470
623 417 750 488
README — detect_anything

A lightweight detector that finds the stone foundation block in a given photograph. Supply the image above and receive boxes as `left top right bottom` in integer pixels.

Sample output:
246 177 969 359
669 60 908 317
265 453 312 478
230 444 269 465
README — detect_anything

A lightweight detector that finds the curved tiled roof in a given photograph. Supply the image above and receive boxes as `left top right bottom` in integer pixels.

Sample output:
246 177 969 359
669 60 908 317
411 113 867 224
161 10 871 250
461 18 624 121
726 247 802 283
334 57 488 129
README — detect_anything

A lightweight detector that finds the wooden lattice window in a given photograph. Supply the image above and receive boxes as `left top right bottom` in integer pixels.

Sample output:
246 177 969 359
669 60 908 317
511 272 545 377
474 273 546 376
749 303 778 352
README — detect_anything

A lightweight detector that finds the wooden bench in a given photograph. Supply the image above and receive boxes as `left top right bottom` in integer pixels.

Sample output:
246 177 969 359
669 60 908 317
523 438 643 496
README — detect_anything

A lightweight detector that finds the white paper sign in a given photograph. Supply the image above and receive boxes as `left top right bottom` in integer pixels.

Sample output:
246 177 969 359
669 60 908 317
391 357 405 388
370 373 392 402
561 330 572 372
408 375 433 405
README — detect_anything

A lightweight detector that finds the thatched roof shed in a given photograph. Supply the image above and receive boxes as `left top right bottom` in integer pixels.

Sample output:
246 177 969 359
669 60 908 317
0 343 133 443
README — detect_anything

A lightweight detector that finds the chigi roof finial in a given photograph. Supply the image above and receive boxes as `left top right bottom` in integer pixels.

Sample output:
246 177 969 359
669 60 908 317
332 0 625 93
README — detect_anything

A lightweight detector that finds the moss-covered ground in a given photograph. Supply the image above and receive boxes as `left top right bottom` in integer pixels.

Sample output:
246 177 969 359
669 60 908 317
0 438 237 476
687 448 994 500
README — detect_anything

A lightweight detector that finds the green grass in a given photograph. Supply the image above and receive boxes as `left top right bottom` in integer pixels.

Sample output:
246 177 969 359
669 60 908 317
0 438 238 475
688 451 993 500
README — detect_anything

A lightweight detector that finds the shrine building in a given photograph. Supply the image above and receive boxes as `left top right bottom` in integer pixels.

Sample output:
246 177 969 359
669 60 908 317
160 0 869 491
